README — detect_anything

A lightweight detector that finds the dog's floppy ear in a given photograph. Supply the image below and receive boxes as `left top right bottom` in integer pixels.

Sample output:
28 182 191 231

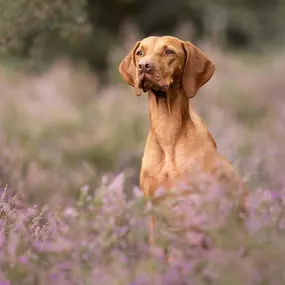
119 41 142 96
181 41 215 98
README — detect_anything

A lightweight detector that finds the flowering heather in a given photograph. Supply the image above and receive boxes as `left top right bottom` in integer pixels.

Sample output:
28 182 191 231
1 174 285 285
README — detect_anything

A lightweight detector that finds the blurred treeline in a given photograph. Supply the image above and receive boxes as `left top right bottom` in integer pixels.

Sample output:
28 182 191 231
0 0 284 82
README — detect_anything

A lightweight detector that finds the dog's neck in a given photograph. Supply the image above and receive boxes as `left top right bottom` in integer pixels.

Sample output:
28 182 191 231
148 86 191 125
147 86 193 149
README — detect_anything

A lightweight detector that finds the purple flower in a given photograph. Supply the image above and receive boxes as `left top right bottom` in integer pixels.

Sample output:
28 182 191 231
49 273 59 282
0 232 4 248
163 267 180 284
267 189 282 200
130 276 150 285
32 241 42 251
59 262 71 270
18 255 29 265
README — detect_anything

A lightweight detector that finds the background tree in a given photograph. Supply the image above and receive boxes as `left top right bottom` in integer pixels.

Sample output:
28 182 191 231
0 0 284 82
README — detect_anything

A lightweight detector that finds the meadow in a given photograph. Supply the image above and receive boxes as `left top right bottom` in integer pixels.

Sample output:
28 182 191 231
0 44 285 284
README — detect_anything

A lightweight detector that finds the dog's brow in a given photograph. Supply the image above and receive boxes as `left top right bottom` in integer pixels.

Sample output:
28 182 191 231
163 44 176 50
142 37 160 54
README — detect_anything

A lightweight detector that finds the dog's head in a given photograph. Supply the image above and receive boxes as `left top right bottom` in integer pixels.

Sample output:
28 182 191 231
119 36 215 97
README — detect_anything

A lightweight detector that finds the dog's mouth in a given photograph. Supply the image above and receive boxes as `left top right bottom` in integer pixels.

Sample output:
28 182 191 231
138 74 169 93
152 89 166 98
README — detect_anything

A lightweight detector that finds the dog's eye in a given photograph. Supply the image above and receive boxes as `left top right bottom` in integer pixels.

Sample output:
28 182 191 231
136 50 143 56
165 49 175 55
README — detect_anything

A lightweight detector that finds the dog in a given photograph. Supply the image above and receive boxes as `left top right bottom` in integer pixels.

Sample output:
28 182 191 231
119 36 247 247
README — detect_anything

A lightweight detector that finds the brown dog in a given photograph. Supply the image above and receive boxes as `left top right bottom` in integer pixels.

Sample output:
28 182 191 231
119 36 247 246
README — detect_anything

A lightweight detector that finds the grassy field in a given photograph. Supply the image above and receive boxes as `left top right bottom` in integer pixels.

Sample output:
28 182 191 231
0 47 285 284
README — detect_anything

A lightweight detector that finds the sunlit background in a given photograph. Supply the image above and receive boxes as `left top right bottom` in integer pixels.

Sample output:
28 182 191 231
0 1 285 284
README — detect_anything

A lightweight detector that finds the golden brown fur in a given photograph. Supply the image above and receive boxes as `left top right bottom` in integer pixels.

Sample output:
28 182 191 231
119 36 247 246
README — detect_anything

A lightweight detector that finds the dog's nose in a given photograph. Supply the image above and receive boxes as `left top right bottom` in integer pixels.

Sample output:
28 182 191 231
138 60 153 74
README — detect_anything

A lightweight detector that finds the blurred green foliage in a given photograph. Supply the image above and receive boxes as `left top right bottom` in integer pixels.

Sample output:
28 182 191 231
0 0 284 81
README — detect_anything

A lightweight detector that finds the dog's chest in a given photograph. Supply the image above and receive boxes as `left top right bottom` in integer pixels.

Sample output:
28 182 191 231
141 132 196 195
153 121 180 149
